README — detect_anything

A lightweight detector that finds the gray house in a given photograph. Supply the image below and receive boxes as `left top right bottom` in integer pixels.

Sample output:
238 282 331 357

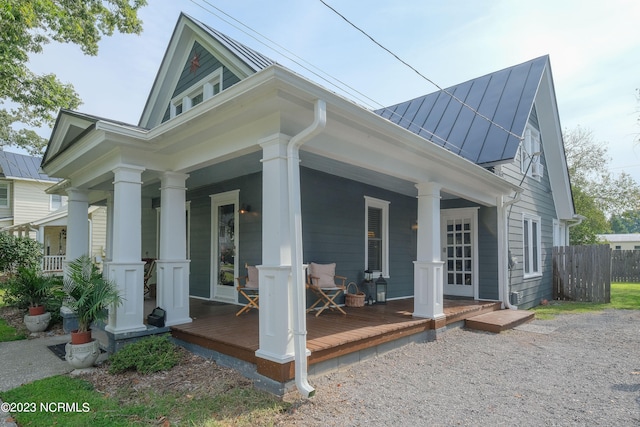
42 14 576 393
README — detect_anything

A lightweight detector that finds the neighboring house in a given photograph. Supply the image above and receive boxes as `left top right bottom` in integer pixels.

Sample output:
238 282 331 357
598 234 640 250
41 14 577 385
0 149 106 271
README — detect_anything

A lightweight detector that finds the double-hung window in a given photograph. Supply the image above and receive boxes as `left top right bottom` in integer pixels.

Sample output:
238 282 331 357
365 196 389 277
521 126 543 180
523 213 542 277
0 182 8 207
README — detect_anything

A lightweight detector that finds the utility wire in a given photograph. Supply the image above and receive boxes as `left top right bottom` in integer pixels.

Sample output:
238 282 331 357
318 0 524 142
189 0 481 159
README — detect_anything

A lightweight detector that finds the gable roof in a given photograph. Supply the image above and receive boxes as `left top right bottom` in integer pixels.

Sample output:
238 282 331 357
190 14 275 72
375 56 549 166
138 13 276 129
42 109 146 168
0 150 55 181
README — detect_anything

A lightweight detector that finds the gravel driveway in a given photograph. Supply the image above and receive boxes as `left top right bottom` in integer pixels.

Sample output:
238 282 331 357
280 309 640 426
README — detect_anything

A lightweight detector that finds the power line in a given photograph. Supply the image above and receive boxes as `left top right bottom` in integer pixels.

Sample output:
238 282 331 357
318 0 524 143
189 0 482 159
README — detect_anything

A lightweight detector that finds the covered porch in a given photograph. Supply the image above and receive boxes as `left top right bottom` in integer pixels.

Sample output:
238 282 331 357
42 65 524 396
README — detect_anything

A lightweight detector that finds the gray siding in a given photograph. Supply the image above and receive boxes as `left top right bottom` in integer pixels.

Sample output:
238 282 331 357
185 168 417 302
500 118 556 308
186 173 261 298
301 168 417 301
161 41 242 123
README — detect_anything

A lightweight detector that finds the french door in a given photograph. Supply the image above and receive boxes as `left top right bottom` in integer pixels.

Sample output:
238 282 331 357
211 190 239 303
441 208 478 298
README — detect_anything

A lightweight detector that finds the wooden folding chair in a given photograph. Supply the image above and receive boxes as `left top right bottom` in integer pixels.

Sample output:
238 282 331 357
306 262 347 317
143 258 156 297
236 265 259 316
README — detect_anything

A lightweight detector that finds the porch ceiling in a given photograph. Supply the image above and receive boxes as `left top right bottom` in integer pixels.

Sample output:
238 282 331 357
147 151 458 201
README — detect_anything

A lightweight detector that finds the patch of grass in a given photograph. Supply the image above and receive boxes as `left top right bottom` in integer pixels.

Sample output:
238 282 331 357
532 283 640 319
0 317 26 341
0 375 288 426
108 335 180 374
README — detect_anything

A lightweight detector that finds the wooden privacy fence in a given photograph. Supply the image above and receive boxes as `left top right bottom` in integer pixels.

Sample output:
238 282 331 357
552 245 611 303
611 250 640 283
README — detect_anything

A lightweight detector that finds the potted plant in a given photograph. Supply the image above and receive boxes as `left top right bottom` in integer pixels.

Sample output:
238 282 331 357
63 255 122 368
2 266 57 332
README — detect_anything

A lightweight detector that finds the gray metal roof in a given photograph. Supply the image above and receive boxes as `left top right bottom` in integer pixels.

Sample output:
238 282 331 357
0 150 55 181
184 14 276 72
375 56 549 166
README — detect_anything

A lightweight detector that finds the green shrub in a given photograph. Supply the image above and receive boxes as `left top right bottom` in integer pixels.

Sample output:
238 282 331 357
0 233 42 275
108 335 180 374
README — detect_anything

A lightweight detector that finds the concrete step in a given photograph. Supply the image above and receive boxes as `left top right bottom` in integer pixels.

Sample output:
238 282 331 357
465 309 534 333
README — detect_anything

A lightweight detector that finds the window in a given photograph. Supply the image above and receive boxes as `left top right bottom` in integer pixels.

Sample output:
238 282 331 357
50 194 66 210
523 213 542 277
521 126 544 180
615 245 622 250
170 67 224 119
365 196 389 277
634 246 640 250
0 183 8 207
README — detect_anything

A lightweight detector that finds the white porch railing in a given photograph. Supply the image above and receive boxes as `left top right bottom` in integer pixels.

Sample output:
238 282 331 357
43 255 65 273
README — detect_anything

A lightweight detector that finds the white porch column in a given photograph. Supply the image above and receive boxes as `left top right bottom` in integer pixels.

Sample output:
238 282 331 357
105 166 146 334
413 182 445 321
256 134 294 363
156 172 192 326
65 188 90 267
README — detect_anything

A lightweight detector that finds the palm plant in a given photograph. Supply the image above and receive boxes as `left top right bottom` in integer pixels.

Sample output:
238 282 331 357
63 255 122 333
1 265 56 309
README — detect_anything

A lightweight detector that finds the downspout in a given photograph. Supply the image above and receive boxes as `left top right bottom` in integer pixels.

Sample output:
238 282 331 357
567 214 585 229
287 99 326 398
502 191 522 310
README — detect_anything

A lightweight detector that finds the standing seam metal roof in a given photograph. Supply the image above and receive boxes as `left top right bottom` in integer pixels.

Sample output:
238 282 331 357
375 56 549 166
0 150 55 181
186 14 276 72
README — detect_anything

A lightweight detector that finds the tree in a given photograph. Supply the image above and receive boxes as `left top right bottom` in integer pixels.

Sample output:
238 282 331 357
610 210 640 233
0 0 147 155
0 232 42 275
564 126 640 244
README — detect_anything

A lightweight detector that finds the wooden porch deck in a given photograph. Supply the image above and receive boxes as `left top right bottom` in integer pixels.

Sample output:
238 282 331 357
170 298 502 383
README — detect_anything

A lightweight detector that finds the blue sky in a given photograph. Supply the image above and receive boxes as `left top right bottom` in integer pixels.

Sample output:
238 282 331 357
22 0 640 182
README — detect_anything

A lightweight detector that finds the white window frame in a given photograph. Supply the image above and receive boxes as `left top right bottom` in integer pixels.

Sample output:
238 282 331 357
522 213 542 278
365 196 390 278
521 125 543 181
0 182 9 207
49 194 67 211
170 67 224 119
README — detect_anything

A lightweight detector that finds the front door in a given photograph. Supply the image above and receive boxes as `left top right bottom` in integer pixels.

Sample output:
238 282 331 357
211 190 239 303
441 208 478 298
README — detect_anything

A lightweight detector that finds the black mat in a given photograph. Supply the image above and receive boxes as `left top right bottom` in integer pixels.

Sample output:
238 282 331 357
47 343 67 361
47 342 105 361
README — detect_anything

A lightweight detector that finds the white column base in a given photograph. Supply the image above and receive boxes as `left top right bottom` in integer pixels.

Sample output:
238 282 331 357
255 265 294 362
156 260 192 326
413 260 446 320
105 261 147 334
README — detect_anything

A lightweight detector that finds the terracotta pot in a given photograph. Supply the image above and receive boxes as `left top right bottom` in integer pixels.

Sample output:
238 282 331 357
70 329 92 345
29 305 45 316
